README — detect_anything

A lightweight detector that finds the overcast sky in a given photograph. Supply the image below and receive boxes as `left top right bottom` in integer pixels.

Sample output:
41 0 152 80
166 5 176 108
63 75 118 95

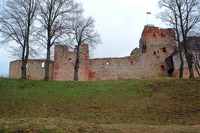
0 0 167 76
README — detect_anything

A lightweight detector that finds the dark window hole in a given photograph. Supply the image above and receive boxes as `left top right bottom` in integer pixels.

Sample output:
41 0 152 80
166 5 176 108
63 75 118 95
162 47 167 52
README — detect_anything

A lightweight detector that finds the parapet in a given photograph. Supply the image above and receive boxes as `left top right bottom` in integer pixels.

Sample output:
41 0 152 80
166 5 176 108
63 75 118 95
142 25 175 39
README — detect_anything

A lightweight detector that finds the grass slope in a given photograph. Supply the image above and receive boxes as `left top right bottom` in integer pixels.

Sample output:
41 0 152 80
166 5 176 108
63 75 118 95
0 78 200 132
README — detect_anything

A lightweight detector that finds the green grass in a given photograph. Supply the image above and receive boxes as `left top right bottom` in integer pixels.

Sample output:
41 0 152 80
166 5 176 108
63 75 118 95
0 77 200 132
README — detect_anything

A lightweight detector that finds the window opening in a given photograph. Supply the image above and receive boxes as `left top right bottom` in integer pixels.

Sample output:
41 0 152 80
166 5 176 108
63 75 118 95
41 61 45 67
161 65 165 71
106 61 110 65
165 56 174 76
162 47 167 52
142 43 146 53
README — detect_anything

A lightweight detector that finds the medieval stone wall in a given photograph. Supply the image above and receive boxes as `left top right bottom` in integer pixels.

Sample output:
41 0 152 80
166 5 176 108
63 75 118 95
9 60 54 80
89 55 146 80
88 26 176 80
53 45 89 81
9 26 177 81
88 53 171 81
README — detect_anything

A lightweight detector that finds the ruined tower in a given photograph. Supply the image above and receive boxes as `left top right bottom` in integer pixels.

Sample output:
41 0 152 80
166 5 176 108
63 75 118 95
53 44 89 81
139 25 176 77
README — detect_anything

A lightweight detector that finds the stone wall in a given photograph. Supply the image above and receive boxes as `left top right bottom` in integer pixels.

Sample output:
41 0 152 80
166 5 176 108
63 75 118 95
9 26 177 81
53 45 89 81
89 55 145 80
9 60 54 80
88 26 176 80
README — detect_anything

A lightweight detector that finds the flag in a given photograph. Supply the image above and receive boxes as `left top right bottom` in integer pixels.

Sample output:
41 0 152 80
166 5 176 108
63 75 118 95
146 12 151 14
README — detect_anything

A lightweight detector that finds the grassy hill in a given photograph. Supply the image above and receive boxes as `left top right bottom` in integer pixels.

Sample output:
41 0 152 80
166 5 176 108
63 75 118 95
0 77 200 132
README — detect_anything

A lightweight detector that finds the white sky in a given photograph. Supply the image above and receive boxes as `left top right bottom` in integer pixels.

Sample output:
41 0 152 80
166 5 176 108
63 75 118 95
0 0 166 76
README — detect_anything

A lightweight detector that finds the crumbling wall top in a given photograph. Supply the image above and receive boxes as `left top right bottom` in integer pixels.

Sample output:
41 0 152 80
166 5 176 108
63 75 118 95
142 25 175 39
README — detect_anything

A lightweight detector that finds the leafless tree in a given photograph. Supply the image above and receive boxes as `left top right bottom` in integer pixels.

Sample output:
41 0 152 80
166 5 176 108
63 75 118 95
37 0 80 80
0 0 38 79
187 37 200 76
192 53 200 76
68 14 101 81
158 0 200 78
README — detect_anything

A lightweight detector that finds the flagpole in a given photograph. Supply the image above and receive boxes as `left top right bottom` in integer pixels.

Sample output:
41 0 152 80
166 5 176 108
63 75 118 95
146 12 151 26
146 13 148 25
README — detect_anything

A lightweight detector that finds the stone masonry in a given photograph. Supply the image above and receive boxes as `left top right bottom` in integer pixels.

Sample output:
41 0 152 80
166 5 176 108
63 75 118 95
9 60 54 80
10 25 189 81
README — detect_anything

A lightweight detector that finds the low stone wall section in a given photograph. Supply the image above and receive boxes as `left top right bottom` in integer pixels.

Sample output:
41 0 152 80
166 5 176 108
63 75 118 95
9 60 54 80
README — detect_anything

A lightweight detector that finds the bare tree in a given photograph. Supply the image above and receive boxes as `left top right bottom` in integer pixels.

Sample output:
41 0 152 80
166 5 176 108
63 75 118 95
158 0 200 78
37 0 80 80
0 0 38 79
68 14 101 81
187 37 200 76
192 52 200 76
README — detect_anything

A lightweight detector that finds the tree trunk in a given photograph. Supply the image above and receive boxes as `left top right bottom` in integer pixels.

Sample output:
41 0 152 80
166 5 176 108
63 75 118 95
21 42 27 79
178 44 184 78
194 65 200 77
179 56 184 78
21 60 27 79
184 49 194 78
23 22 30 79
44 20 51 80
21 42 29 79
74 44 80 81
44 45 50 80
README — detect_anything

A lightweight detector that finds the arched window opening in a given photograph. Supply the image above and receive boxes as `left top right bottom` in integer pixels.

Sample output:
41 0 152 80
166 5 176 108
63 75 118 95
41 61 45 68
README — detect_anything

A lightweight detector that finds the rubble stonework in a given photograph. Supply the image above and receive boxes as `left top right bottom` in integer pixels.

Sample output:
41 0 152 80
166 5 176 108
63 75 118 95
9 59 54 80
9 26 199 80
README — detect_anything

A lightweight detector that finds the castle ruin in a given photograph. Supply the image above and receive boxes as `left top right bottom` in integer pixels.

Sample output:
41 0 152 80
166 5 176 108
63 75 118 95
9 25 199 81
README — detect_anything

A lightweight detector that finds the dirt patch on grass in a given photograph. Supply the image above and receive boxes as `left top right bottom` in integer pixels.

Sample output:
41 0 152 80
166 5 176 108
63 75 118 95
1 118 200 133
100 124 200 133
0 118 113 132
